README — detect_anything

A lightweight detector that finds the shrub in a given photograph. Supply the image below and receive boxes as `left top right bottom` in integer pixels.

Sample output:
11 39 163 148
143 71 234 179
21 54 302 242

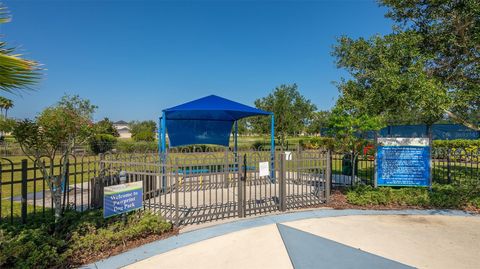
346 183 480 210
89 134 117 154
116 140 157 153
433 139 480 149
0 210 172 268
299 137 335 150
132 130 155 142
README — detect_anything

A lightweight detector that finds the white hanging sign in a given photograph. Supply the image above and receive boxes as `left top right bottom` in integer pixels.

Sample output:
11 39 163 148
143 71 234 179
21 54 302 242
285 151 292 161
259 162 270 177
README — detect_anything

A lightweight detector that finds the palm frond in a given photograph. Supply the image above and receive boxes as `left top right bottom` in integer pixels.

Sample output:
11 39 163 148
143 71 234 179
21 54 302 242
0 4 41 93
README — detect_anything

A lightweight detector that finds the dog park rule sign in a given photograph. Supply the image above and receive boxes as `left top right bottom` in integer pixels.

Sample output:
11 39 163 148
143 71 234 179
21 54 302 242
103 181 143 218
376 137 431 187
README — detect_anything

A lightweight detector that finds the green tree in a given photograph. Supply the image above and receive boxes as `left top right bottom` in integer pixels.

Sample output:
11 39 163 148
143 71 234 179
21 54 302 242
379 0 480 129
12 95 96 222
306 110 331 135
253 84 317 148
0 5 40 93
333 31 450 127
236 118 250 135
94 117 119 137
327 106 384 151
3 98 12 117
130 120 156 142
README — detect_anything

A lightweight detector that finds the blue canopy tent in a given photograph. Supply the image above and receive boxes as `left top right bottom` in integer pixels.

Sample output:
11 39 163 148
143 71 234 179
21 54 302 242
158 95 275 184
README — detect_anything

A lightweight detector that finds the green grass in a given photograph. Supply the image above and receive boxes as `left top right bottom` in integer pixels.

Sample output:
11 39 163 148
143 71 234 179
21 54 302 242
1 156 99 198
0 200 47 223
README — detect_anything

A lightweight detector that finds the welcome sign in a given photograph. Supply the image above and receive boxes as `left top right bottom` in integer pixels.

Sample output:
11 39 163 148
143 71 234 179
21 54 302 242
376 137 431 187
103 181 143 218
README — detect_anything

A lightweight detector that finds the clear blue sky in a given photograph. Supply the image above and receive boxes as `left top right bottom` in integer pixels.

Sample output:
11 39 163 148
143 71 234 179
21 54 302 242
2 0 392 122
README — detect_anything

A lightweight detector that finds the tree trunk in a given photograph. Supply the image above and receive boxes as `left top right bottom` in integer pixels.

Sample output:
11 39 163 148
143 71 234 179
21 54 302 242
52 176 63 221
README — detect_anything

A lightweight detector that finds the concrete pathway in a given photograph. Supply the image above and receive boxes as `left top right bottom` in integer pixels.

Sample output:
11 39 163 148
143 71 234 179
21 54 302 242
83 209 480 269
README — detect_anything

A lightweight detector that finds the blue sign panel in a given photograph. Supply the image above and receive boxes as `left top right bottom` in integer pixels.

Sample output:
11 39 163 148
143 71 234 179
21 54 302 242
103 181 143 218
377 138 430 187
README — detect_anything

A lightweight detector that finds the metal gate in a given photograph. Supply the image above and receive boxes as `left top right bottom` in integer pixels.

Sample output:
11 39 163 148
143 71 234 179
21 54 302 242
98 149 331 226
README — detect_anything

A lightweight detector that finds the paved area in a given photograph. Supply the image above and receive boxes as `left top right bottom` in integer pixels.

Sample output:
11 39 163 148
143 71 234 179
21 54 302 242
84 209 480 269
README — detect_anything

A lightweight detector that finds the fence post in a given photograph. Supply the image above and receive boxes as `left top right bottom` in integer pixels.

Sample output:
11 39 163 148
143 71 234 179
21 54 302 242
447 148 451 184
325 150 332 203
92 154 104 209
62 160 69 212
238 154 246 218
21 159 28 224
279 153 286 211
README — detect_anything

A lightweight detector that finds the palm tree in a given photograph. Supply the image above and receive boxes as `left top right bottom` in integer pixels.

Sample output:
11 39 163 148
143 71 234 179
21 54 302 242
3 98 13 118
0 5 40 93
0 96 6 117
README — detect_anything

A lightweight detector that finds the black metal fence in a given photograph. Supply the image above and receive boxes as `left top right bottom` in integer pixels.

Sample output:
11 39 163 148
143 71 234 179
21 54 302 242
0 155 99 224
99 149 330 226
1 147 478 225
329 147 480 186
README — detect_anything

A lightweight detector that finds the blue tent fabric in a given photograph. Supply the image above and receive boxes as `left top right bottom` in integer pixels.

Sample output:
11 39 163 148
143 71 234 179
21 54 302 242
163 95 271 147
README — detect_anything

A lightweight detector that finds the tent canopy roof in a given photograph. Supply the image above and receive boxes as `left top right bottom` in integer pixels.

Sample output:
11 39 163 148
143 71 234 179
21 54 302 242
161 95 271 147
163 95 271 121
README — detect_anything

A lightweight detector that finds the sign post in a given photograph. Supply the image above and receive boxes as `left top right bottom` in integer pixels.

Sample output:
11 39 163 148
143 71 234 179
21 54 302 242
103 181 143 218
376 137 431 187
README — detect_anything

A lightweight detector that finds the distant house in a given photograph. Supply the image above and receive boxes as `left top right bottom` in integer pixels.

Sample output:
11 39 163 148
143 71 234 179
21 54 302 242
113 120 132 139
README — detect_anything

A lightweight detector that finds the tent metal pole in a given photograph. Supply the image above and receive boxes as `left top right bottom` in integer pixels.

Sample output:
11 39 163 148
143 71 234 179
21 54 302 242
161 112 166 153
234 120 238 162
270 114 275 182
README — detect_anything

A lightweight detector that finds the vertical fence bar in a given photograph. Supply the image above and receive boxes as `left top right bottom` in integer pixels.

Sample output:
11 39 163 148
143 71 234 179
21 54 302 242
238 154 246 218
174 164 180 227
21 159 28 224
279 153 286 211
325 150 331 202
447 148 451 184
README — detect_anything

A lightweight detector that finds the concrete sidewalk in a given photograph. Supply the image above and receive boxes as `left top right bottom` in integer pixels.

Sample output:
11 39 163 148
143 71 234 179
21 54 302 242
84 209 480 269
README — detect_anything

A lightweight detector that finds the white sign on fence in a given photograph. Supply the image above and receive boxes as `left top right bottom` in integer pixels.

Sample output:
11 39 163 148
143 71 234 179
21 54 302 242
259 161 270 177
285 151 292 161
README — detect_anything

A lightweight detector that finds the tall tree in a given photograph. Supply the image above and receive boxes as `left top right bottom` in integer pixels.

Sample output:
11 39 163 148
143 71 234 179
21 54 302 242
94 117 119 137
307 110 331 135
379 0 480 129
3 97 13 118
333 31 450 127
0 5 40 93
130 120 156 142
253 84 317 148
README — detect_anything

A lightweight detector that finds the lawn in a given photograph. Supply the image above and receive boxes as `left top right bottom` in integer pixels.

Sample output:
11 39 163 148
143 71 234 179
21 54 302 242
1 155 99 198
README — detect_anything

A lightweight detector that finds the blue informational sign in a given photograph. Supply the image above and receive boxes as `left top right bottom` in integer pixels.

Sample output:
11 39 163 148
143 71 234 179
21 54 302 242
103 181 143 218
376 138 431 187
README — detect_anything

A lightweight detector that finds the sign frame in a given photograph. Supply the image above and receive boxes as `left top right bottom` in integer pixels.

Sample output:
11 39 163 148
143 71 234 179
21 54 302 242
103 181 143 218
375 137 431 188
